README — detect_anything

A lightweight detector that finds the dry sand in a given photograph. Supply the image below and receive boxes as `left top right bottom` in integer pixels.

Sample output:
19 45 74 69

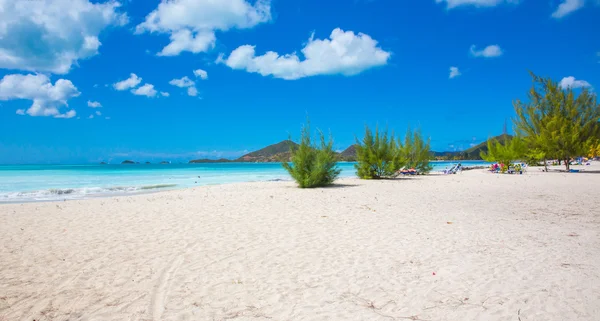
1 166 600 321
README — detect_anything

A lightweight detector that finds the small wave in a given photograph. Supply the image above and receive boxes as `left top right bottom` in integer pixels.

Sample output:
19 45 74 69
140 184 177 190
0 184 179 203
48 188 76 195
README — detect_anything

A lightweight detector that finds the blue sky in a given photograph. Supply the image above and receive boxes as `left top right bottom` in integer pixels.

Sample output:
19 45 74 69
0 0 598 164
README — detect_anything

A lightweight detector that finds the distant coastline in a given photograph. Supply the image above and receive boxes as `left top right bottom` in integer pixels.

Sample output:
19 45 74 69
101 136 504 165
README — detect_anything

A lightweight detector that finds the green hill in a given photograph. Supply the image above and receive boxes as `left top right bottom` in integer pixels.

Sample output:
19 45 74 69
430 134 513 160
461 134 513 159
236 140 299 162
338 145 357 161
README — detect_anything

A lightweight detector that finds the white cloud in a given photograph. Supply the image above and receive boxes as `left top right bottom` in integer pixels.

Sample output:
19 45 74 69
470 45 503 58
436 0 519 9
55 110 77 119
88 100 102 108
132 84 157 97
449 66 461 79
0 73 79 118
194 69 209 80
187 87 198 97
113 73 142 91
95 111 102 116
559 76 591 89
169 76 198 96
0 0 127 74
136 0 271 56
552 0 585 18
222 28 391 80
89 114 94 119
169 76 195 88
160 91 170 97
157 29 217 56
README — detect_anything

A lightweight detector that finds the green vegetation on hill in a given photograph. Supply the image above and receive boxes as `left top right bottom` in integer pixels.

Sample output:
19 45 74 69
237 140 299 162
338 145 357 161
431 135 512 160
461 134 513 158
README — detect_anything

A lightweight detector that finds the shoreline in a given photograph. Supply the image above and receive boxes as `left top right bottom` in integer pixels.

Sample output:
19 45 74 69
0 161 492 204
1 161 595 204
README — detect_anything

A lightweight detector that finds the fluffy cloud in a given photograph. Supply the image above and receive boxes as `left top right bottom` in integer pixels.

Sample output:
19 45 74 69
113 73 142 91
222 28 391 80
157 29 216 56
113 73 161 98
88 100 102 108
54 110 77 119
136 0 271 56
160 92 170 97
470 45 503 58
187 87 198 97
559 76 591 89
449 66 461 79
0 74 79 118
194 69 209 80
131 84 157 97
436 0 519 9
169 76 198 96
0 0 127 74
169 76 195 88
551 0 585 18
95 111 102 116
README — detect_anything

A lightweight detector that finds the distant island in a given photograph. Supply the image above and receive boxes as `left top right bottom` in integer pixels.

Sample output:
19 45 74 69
111 136 507 165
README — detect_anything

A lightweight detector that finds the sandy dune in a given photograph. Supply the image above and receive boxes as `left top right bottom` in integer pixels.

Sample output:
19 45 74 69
1 168 599 320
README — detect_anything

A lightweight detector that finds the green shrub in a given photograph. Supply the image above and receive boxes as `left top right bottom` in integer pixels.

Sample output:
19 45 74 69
355 126 405 179
480 136 526 166
282 122 341 188
402 127 433 174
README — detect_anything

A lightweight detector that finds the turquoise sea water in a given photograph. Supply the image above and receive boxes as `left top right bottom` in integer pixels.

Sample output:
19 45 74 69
0 161 489 202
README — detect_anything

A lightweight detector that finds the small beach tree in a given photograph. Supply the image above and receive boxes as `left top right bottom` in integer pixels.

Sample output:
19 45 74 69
513 73 600 171
402 127 433 174
355 126 405 179
282 121 341 188
480 136 526 171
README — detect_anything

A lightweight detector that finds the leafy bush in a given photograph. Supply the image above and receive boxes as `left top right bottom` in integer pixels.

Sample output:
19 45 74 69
355 126 405 179
480 136 526 166
282 122 341 188
402 127 433 174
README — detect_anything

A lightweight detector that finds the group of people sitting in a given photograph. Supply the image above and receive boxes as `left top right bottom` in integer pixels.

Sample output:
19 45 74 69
398 168 418 175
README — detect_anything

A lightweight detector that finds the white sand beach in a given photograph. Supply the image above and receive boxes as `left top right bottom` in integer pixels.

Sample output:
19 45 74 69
1 167 600 321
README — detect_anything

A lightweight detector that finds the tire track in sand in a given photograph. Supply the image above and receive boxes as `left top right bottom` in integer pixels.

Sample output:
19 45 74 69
151 255 183 321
